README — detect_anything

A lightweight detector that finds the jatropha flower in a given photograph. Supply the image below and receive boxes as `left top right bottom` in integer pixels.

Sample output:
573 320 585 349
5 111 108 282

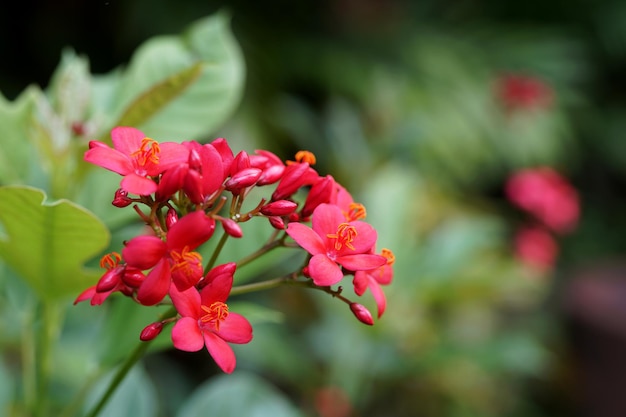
169 263 253 373
84 126 188 195
286 203 387 286
78 125 395 374
506 167 579 234
122 210 216 306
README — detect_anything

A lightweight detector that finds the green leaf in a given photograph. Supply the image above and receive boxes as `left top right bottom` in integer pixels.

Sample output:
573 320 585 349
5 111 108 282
0 186 110 301
83 365 157 417
0 87 39 184
177 372 304 417
102 11 245 140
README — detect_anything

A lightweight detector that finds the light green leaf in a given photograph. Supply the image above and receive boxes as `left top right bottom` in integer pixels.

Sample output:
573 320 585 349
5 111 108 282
0 186 110 301
102 11 245 140
177 372 304 417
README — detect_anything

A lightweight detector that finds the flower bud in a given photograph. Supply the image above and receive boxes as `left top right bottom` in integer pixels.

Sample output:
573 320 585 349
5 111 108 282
165 208 179 229
95 266 124 292
140 321 164 341
268 216 285 230
260 200 298 216
230 150 251 175
257 164 285 186
121 268 145 288
220 218 243 238
224 168 262 191
349 303 374 326
112 188 132 208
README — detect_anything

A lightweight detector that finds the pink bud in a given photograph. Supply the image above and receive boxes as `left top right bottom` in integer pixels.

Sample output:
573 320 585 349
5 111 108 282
257 164 285 186
156 165 187 201
220 218 243 238
140 322 164 341
95 267 123 292
224 168 262 191
268 216 285 230
112 188 132 208
166 208 179 229
230 150 251 175
349 303 374 325
260 200 298 216
121 268 145 288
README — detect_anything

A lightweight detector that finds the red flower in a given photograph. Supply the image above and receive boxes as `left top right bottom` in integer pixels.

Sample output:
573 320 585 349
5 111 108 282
514 225 559 272
286 204 386 286
495 73 553 111
84 126 188 195
122 211 216 305
506 167 579 234
353 248 395 318
169 263 253 374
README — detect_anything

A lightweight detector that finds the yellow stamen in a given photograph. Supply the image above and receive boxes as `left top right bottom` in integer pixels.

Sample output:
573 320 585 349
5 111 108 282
326 223 358 251
347 203 367 221
295 150 316 165
131 137 161 166
381 248 395 265
200 302 229 331
100 252 122 270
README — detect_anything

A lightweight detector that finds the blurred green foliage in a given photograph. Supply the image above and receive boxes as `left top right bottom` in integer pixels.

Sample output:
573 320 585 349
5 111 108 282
2 1 626 416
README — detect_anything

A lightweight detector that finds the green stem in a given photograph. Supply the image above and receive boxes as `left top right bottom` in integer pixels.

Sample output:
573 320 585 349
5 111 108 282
84 306 177 417
236 237 283 268
34 301 64 417
205 231 229 273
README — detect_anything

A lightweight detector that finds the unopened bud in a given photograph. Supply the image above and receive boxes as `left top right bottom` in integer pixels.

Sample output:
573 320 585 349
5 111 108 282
268 216 285 230
257 164 285 186
260 200 298 216
95 267 123 292
220 218 243 238
140 321 164 341
121 268 145 288
112 188 132 208
166 208 179 229
225 168 262 191
349 303 374 326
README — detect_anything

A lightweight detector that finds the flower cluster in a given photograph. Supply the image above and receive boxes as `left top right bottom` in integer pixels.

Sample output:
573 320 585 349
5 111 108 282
75 126 394 373
495 73 554 112
505 166 579 272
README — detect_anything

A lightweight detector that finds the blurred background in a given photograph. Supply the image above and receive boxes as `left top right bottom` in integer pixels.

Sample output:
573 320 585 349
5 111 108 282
3 0 626 416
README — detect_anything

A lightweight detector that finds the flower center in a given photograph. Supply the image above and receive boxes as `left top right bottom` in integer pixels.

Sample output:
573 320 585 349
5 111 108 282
200 301 229 331
169 246 203 287
327 223 358 251
131 137 161 167
346 203 367 221
294 150 316 165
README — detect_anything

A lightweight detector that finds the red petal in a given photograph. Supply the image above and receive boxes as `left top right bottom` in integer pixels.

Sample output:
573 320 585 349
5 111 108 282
201 267 234 305
166 211 215 251
337 254 386 272
136 259 171 306
286 222 325 255
169 283 203 319
120 173 158 196
309 254 343 286
122 235 166 270
203 331 236 374
74 286 96 304
336 221 378 255
172 317 204 352
311 203 344 238
368 277 387 318
352 271 368 296
110 126 145 155
84 146 133 175
216 312 253 344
